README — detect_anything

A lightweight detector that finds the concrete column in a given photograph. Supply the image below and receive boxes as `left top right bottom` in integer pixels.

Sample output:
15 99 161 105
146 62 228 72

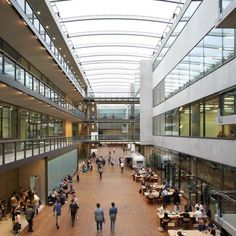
140 60 153 145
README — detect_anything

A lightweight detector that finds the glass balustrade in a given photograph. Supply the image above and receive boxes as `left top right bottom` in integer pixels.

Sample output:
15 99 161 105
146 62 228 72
153 28 235 107
220 0 234 12
0 135 139 166
0 52 85 119
13 0 85 97
0 137 73 166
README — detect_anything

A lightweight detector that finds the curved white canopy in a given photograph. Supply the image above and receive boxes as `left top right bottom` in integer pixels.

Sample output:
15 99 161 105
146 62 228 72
50 0 187 96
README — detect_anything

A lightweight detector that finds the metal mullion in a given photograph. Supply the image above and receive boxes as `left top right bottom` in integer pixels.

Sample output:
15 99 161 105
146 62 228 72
203 98 206 137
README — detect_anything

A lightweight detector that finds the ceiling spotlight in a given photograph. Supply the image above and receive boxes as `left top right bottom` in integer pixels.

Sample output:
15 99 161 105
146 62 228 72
37 11 41 15
46 25 49 29
22 20 27 26
53 37 56 40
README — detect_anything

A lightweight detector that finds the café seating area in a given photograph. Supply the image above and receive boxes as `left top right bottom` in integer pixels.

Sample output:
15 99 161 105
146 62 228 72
130 167 221 236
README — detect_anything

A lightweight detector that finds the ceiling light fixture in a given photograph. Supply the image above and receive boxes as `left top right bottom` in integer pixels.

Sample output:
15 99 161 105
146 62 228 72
37 11 41 15
22 20 27 26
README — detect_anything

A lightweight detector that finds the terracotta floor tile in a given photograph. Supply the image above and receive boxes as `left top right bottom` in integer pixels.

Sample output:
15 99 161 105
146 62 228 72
20 147 168 236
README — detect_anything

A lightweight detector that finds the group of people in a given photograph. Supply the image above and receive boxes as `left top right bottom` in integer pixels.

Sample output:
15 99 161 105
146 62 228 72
94 202 118 233
159 200 217 234
9 187 40 233
52 193 79 229
48 174 75 206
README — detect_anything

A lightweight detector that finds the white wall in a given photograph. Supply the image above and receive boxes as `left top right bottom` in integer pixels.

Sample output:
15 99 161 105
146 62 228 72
153 136 236 167
151 0 236 168
140 60 153 145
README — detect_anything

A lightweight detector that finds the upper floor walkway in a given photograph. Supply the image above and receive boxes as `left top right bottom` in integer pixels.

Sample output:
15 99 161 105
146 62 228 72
0 135 140 168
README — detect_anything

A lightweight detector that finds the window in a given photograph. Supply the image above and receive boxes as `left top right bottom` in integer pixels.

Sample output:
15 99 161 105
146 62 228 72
25 71 33 90
16 65 25 85
180 105 190 136
4 57 15 79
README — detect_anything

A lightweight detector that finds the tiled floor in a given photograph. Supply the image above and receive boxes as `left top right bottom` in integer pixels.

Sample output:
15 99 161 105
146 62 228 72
17 146 168 236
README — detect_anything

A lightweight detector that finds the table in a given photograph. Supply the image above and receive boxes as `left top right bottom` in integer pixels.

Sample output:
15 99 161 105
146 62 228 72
157 211 196 225
168 229 210 236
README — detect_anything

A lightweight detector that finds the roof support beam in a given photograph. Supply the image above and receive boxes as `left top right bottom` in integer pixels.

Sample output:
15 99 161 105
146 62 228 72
153 0 184 4
73 43 155 50
61 14 172 24
68 31 161 38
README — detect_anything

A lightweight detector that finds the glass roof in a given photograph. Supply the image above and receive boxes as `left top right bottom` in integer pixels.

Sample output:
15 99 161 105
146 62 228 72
50 0 186 96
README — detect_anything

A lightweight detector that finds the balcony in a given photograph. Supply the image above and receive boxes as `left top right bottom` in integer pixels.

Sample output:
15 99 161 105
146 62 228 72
0 137 76 168
0 52 85 121
74 135 140 143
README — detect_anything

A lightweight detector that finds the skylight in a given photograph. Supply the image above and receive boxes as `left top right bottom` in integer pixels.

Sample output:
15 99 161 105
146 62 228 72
50 0 186 96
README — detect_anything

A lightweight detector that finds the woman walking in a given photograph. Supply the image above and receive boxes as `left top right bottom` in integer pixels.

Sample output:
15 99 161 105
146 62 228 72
53 198 61 229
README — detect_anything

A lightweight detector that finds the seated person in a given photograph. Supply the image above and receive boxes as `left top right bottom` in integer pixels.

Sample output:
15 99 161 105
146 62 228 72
157 205 166 213
195 202 203 212
161 212 170 231
177 232 184 236
172 189 180 205
195 206 203 222
174 203 181 213
181 211 190 218
162 189 171 206
198 219 207 231
210 228 216 235
184 201 192 212
181 211 190 229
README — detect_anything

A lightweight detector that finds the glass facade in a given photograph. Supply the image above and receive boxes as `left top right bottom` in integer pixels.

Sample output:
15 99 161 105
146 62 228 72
153 1 202 70
153 28 235 107
0 45 84 118
0 102 64 139
221 88 236 116
153 95 236 139
148 146 236 204
220 0 234 12
14 0 85 96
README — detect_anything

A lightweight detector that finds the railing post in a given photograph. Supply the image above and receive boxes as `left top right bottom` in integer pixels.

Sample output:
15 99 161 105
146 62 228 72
50 139 52 151
38 140 40 154
24 141 26 158
2 143 5 165
44 139 46 153
14 142 17 161
32 140 34 156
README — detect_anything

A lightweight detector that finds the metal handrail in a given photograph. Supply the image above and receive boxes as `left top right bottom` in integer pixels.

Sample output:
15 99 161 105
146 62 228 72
217 191 236 205
0 137 74 166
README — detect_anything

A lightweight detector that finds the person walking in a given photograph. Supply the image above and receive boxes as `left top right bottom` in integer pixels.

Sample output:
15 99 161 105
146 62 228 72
69 198 79 226
98 165 103 179
120 162 124 173
53 198 62 229
109 202 118 233
94 203 105 232
76 169 80 182
25 205 35 232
